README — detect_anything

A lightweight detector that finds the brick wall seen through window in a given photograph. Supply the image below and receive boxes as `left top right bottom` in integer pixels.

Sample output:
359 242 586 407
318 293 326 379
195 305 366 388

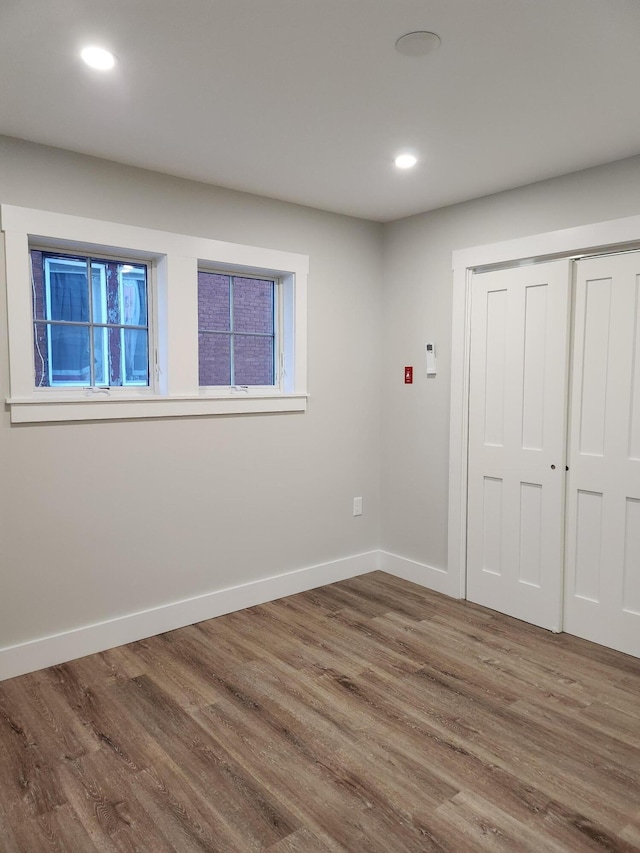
198 272 275 386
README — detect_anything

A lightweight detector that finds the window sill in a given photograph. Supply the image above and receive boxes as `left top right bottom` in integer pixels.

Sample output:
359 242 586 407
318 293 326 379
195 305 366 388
6 394 309 424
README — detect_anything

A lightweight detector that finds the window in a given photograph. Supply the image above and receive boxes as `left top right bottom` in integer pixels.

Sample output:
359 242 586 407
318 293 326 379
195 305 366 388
198 272 276 387
2 204 308 423
30 249 149 388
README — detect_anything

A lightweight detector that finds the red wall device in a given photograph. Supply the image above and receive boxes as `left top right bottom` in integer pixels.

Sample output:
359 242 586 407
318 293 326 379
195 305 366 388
404 366 413 384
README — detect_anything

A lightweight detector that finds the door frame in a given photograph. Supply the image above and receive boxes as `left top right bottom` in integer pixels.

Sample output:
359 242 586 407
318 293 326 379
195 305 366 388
448 213 640 600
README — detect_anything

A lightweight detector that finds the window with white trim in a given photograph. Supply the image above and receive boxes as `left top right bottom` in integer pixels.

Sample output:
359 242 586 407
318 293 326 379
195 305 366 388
1 205 309 423
30 249 150 388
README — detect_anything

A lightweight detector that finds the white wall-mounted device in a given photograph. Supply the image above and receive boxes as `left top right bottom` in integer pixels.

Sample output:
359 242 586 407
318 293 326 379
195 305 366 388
426 342 437 375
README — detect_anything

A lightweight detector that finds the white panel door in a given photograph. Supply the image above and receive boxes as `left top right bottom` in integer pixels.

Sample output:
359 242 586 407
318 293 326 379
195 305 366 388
467 261 571 630
564 252 640 657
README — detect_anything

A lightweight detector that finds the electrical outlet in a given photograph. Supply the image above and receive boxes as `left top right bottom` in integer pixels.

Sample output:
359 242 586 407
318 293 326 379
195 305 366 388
353 496 363 516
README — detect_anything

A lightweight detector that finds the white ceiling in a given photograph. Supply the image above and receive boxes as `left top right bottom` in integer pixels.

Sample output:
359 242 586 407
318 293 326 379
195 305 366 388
2 0 640 222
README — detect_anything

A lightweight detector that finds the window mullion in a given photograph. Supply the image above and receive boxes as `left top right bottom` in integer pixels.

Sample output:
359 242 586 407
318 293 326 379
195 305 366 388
119 265 125 386
87 256 96 386
274 279 279 387
229 275 235 385
44 258 53 387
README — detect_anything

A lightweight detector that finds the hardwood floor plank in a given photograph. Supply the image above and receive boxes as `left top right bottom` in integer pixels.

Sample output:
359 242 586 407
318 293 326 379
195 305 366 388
435 790 584 853
197 676 457 836
192 698 401 850
0 571 638 851
509 697 640 775
0 691 66 817
399 665 638 830
117 673 299 849
295 665 572 836
167 622 262 682
304 582 392 619
56 750 174 853
621 810 640 846
0 672 97 768
0 802 22 853
205 604 367 678
340 572 452 622
30 803 97 852
132 758 247 852
269 599 427 676
266 827 342 852
115 633 226 711
41 665 151 774
0 803 96 853
60 644 146 689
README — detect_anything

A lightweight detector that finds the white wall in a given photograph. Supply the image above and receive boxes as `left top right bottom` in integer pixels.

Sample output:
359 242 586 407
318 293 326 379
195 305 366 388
380 154 640 574
0 136 383 658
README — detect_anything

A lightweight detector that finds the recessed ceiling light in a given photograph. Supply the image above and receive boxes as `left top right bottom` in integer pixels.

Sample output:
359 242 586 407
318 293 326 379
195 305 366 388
81 46 117 70
395 154 418 169
395 31 441 57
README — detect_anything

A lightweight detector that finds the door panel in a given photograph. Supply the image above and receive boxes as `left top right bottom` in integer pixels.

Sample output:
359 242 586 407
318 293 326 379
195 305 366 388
623 498 640 613
467 261 571 631
564 252 640 657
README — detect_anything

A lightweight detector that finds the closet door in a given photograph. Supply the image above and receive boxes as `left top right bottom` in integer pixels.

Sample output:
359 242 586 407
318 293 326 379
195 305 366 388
467 261 571 630
564 252 640 657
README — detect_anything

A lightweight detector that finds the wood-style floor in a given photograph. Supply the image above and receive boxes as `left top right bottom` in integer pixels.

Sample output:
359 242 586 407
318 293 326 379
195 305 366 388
1 571 639 852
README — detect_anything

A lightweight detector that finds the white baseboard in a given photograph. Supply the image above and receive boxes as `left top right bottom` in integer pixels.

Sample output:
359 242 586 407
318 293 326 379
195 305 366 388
1 549 461 682
0 550 378 682
379 550 460 598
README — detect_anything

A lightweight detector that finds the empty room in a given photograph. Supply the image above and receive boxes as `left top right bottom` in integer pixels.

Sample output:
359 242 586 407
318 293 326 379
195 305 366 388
0 1 639 850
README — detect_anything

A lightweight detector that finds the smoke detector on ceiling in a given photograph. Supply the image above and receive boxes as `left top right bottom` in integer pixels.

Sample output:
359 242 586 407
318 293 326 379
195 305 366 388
395 31 441 57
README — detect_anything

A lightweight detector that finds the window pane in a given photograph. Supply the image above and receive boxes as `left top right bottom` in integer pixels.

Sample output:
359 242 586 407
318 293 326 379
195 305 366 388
91 262 107 324
33 322 49 387
30 250 47 321
119 266 148 327
199 333 231 385
50 323 90 384
92 327 149 386
233 277 274 334
33 322 90 386
234 334 274 385
122 328 148 385
93 326 109 386
93 262 148 326
106 327 122 385
41 255 90 323
198 272 230 332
